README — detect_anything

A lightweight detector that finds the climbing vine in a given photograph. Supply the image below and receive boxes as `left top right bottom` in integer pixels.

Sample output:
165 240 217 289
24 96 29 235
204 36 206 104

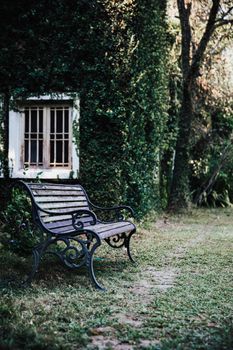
79 0 169 217
0 0 169 218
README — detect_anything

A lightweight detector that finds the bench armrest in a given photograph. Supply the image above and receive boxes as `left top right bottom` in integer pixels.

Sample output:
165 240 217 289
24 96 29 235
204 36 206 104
89 202 135 221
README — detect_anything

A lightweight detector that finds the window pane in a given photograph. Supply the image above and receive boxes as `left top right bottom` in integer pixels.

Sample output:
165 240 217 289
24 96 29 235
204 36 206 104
31 110 37 132
39 110 43 132
56 110 63 133
56 141 62 163
64 140 68 164
50 141 54 164
49 107 71 167
24 140 29 163
25 109 29 133
39 140 43 163
65 109 69 132
50 110 54 133
31 140 37 163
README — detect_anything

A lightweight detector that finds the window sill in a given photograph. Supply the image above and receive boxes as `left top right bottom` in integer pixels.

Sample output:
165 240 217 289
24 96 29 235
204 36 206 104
9 168 78 179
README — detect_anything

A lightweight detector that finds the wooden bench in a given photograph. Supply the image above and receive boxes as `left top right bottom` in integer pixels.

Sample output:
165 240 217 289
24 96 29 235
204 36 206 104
18 181 136 290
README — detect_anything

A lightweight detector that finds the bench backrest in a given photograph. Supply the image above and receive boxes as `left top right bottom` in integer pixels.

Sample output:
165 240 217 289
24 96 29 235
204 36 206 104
22 182 92 228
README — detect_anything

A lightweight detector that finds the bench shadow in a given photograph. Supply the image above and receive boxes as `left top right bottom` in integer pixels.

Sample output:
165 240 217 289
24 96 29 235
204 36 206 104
0 249 131 290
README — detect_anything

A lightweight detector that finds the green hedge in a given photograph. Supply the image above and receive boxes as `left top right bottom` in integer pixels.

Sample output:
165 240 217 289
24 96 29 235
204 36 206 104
0 0 169 219
79 0 169 217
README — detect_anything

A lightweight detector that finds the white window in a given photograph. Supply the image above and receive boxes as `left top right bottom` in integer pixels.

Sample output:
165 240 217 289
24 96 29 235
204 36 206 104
8 94 79 179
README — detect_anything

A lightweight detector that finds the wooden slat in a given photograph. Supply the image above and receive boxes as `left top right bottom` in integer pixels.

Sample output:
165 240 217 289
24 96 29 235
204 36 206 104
39 206 90 215
96 223 134 240
45 218 93 232
45 219 73 229
40 209 90 219
42 213 93 224
32 190 84 196
35 196 88 203
38 201 89 210
42 214 72 223
29 184 83 191
51 227 73 234
93 222 132 234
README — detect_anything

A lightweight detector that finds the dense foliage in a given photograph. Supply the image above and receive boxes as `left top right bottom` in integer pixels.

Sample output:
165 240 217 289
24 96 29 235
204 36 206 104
79 1 169 217
0 186 40 254
161 1 233 210
0 0 169 218
167 0 233 210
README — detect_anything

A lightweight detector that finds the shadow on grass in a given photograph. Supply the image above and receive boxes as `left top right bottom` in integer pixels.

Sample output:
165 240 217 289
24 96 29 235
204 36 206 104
0 248 130 291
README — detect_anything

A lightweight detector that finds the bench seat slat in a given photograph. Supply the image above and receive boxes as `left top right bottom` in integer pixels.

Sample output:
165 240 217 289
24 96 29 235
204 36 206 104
93 222 134 239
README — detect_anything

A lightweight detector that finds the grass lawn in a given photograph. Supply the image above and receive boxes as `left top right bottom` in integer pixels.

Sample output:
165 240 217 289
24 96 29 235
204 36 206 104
0 208 233 349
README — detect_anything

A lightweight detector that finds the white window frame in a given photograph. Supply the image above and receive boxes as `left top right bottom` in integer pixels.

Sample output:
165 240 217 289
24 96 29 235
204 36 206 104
8 93 79 179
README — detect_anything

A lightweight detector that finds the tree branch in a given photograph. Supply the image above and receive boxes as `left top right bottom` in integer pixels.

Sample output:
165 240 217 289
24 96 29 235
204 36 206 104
189 0 220 80
214 19 233 29
217 5 233 21
194 139 233 205
177 0 192 80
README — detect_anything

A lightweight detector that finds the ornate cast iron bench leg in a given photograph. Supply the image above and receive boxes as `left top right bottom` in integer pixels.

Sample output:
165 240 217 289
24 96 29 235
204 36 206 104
32 230 105 290
23 240 48 285
105 229 136 263
85 230 105 291
86 251 105 291
125 229 136 263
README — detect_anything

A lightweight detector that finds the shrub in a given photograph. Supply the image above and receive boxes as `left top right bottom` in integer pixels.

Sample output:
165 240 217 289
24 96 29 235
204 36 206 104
0 186 41 255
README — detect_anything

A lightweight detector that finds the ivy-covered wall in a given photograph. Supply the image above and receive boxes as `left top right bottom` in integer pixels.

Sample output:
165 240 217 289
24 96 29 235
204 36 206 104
79 0 169 217
0 0 169 218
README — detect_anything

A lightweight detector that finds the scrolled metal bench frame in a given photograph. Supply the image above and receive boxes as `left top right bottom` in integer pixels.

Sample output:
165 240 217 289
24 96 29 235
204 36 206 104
17 181 136 290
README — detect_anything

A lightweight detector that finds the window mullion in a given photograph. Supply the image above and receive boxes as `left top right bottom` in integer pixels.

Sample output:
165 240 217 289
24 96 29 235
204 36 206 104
69 107 72 167
29 108 31 165
55 108 57 166
44 107 49 168
36 108 39 166
21 108 25 168
62 107 64 165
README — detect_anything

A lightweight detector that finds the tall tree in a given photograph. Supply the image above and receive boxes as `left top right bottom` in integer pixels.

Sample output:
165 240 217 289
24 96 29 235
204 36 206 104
168 0 233 210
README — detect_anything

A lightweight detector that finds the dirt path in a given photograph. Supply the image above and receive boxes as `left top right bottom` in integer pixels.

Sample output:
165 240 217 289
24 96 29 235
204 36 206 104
89 220 211 349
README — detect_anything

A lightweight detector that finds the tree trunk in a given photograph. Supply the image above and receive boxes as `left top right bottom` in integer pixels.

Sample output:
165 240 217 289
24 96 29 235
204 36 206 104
159 75 179 208
168 81 193 210
2 91 10 179
167 0 223 211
